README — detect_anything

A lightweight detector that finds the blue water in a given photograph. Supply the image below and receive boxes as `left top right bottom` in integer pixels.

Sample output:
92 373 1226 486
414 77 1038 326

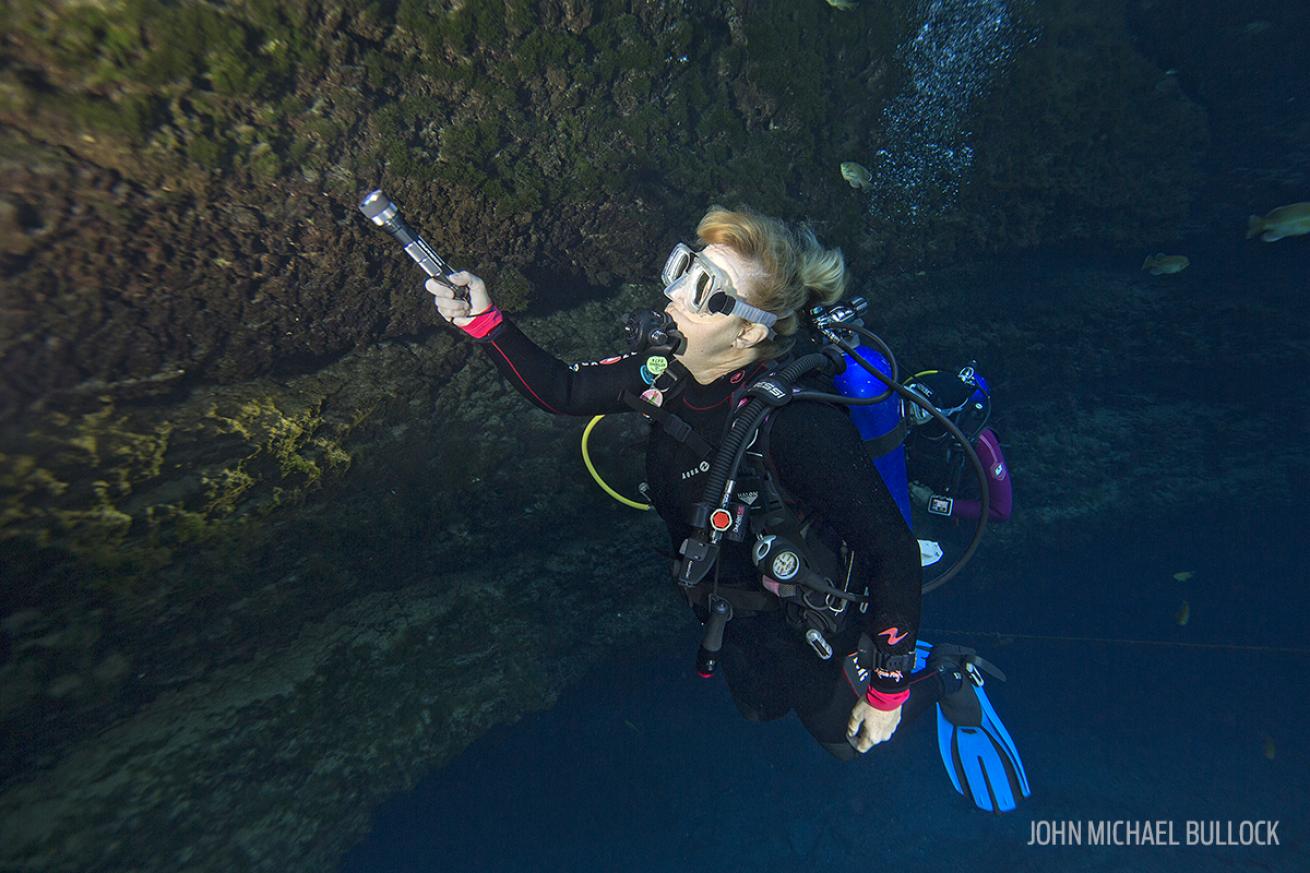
342 507 1308 872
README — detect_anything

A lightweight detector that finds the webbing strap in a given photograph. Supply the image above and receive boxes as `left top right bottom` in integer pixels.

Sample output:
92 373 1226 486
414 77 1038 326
864 418 910 459
620 389 714 459
682 582 780 615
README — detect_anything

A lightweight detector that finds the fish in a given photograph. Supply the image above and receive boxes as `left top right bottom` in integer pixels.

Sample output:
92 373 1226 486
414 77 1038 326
1174 600 1190 627
840 161 873 190
1247 202 1310 242
624 719 641 734
1142 253 1189 275
1172 571 1194 582
1262 735 1276 761
826 0 859 10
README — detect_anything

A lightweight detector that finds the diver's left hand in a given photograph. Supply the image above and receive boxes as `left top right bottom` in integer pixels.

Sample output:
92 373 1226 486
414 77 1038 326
847 699 902 753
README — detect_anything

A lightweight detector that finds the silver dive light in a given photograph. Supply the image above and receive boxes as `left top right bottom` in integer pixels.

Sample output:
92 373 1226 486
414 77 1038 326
358 189 466 299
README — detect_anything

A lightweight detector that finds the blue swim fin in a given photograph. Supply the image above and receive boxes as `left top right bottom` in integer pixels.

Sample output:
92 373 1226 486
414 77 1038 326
918 641 1032 814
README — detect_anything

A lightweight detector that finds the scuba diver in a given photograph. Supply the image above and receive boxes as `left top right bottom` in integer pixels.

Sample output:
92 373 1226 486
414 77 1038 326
421 205 1030 813
904 365 1013 566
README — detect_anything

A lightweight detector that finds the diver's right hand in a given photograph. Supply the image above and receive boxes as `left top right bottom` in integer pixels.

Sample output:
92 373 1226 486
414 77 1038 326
427 271 494 327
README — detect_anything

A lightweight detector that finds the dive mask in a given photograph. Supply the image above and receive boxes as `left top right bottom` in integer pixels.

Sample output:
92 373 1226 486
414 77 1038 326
661 243 779 336
906 365 992 438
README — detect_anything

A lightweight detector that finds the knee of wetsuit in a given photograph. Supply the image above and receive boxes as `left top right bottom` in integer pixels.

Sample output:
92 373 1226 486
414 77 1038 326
734 698 769 722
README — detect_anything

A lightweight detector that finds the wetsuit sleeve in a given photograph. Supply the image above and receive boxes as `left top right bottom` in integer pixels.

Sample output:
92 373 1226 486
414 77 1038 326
768 401 922 691
465 311 648 416
950 428 1012 522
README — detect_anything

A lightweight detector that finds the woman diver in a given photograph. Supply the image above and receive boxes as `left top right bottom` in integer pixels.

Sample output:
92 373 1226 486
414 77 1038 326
427 205 922 760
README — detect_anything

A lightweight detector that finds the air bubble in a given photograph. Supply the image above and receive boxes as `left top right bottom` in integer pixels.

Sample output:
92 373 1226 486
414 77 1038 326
866 0 1038 223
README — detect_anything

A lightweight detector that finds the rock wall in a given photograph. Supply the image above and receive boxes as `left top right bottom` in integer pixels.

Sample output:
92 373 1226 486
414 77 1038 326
1 0 1203 415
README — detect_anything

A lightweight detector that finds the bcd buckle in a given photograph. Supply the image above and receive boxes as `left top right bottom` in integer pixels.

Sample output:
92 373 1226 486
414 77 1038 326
676 535 718 588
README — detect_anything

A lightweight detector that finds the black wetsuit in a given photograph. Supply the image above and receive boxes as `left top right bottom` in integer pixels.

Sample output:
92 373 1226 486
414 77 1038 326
471 315 923 758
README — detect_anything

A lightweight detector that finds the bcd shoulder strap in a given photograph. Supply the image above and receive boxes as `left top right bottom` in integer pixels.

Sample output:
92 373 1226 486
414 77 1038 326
745 403 850 581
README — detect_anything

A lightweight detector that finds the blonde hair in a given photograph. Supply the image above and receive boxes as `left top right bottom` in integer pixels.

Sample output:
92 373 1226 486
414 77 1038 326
695 205 847 359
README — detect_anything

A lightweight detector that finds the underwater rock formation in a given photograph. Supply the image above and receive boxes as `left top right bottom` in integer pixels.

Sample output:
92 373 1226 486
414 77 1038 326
0 285 685 871
0 0 1204 417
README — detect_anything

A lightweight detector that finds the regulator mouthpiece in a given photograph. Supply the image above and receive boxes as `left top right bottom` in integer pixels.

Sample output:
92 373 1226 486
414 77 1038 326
623 308 685 356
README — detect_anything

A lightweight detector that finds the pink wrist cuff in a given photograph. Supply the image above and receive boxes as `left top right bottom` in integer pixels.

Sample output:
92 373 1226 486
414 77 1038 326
460 307 503 339
865 686 910 711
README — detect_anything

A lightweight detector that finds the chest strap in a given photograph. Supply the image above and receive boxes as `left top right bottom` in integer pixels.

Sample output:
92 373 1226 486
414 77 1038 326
682 580 780 616
620 389 715 460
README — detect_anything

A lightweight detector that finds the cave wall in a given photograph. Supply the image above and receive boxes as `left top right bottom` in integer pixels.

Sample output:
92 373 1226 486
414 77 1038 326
0 0 1211 631
1 0 1203 416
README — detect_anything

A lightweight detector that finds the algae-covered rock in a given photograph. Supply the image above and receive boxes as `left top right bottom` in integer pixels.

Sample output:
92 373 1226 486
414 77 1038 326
0 282 685 872
0 0 1203 417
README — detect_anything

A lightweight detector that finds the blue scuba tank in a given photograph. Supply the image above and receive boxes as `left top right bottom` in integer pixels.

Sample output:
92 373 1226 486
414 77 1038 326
832 344 912 526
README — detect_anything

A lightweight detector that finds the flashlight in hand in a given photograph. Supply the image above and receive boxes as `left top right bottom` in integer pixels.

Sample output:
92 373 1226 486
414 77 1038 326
358 189 466 300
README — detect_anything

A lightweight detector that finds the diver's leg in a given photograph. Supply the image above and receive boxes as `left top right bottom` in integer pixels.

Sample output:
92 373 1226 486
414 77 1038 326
716 613 791 722
900 669 943 725
790 626 864 760
798 673 863 761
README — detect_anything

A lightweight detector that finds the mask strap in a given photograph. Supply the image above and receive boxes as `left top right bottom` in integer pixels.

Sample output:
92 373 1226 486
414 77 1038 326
726 297 778 330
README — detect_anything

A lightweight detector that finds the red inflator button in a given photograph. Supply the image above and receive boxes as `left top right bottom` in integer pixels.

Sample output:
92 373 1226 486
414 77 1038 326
710 509 733 531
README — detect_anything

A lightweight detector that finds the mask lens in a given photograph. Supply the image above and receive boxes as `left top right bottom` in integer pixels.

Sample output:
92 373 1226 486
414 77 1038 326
662 245 693 286
692 271 713 308
906 385 933 426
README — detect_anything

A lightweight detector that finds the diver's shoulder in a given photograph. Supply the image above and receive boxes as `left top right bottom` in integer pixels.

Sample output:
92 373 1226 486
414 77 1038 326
769 387 853 439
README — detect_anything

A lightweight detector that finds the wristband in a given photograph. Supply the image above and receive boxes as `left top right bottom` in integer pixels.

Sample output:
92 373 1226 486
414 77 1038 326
459 306 503 339
865 685 910 711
